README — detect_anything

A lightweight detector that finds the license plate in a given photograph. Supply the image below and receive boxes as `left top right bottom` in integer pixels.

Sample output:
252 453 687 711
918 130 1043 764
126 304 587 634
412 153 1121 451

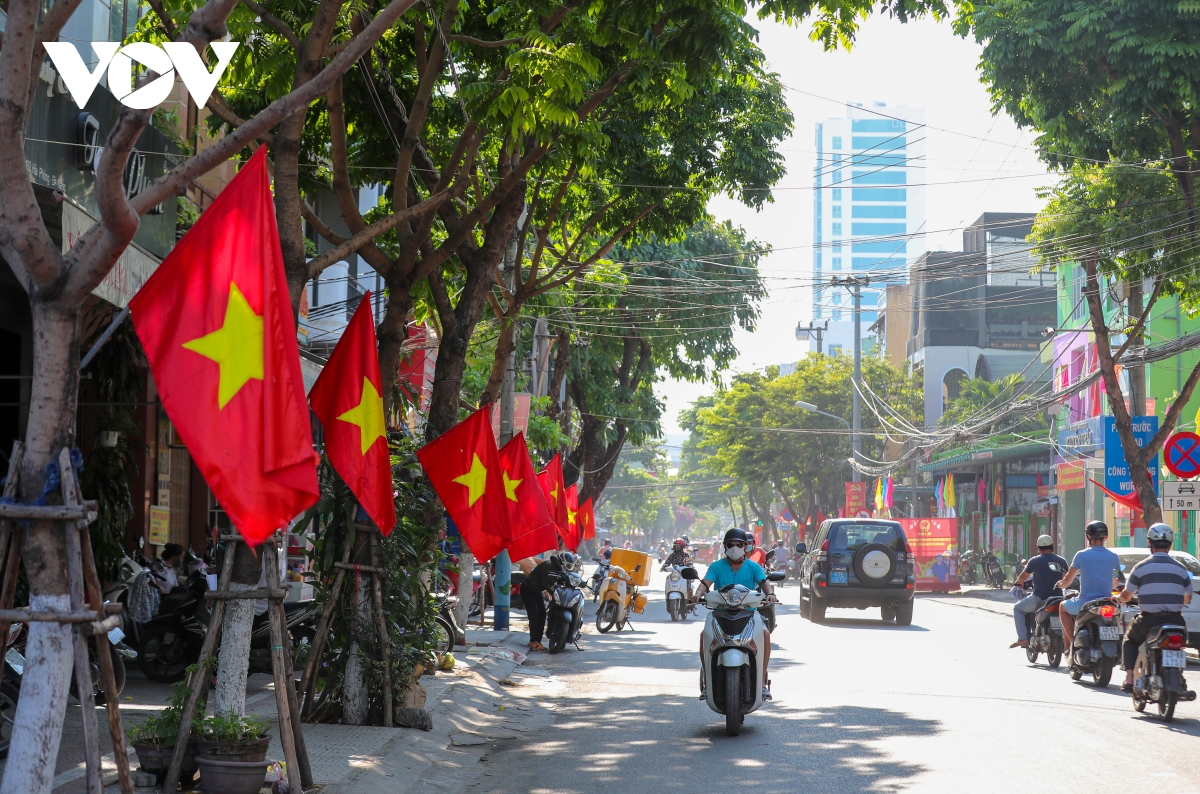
1162 650 1187 668
1050 617 1062 629
108 626 125 645
829 568 848 585
1099 626 1121 641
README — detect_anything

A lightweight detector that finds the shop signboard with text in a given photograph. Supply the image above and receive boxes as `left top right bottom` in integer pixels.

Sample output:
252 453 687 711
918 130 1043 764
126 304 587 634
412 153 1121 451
1104 416 1159 495
845 482 867 517
1056 460 1086 491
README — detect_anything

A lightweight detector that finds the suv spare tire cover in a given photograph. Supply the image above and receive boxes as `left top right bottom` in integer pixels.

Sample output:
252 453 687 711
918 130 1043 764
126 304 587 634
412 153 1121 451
852 543 897 587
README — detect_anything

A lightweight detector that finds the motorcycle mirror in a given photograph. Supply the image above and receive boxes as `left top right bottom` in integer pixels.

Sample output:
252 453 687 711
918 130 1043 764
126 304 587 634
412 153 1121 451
767 571 786 582
680 568 699 580
138 536 145 549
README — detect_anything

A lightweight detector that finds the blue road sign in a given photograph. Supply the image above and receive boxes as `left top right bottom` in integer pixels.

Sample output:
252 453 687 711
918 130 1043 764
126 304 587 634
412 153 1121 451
1104 416 1159 496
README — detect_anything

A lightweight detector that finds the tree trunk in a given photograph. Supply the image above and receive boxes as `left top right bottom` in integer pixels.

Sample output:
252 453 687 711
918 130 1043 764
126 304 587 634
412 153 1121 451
214 545 262 716
375 277 416 417
453 550 473 638
478 320 517 406
2 305 80 794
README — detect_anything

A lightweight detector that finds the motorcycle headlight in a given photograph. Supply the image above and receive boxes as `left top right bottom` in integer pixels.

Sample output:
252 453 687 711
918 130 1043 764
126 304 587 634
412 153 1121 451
669 572 680 582
554 590 568 606
724 589 746 606
567 593 582 607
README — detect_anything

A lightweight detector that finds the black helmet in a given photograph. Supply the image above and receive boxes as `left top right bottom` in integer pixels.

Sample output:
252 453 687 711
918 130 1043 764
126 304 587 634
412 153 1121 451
723 527 751 547
1085 520 1108 540
560 552 579 570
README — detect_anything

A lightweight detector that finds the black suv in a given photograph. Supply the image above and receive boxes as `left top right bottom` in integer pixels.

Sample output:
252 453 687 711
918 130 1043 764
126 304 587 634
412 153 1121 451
798 518 915 625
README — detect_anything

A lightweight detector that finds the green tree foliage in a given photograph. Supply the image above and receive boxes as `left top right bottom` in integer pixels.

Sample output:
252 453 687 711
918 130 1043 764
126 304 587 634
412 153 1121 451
689 354 922 527
937 374 1048 436
596 443 671 536
961 1 1200 224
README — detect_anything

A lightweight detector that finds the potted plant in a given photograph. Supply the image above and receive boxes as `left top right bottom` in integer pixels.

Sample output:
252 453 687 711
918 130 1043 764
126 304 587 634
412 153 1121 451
195 712 272 794
194 712 270 762
126 678 203 783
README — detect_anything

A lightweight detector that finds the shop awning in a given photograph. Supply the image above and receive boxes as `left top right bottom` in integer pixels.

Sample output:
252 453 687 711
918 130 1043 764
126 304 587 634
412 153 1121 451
918 439 1053 475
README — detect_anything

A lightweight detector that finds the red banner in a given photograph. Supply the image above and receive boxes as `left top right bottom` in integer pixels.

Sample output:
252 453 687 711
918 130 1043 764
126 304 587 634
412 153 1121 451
845 482 868 517
896 518 959 592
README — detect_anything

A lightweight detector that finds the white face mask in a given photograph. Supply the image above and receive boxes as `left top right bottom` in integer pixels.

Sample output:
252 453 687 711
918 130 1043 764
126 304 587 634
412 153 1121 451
726 545 746 562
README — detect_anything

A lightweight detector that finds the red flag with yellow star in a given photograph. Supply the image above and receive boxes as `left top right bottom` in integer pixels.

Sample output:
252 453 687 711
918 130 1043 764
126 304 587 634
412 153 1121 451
308 293 395 535
498 434 556 559
578 497 595 542
416 407 511 562
537 454 568 533
129 147 317 546
563 483 581 551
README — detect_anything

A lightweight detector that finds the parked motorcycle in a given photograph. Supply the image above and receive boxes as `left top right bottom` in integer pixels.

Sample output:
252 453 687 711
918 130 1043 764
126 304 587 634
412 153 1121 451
589 558 612 602
959 549 979 586
1025 595 1065 668
663 564 693 621
434 593 463 656
1130 622 1195 720
981 551 1005 588
1066 592 1121 687
684 569 785 737
595 562 645 633
546 570 585 653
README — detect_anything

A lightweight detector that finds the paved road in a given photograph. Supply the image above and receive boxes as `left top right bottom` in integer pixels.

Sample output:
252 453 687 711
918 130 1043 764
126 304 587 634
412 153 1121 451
468 566 1200 794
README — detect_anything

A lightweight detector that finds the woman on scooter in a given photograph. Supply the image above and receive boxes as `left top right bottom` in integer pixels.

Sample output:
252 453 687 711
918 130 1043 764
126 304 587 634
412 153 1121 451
692 528 778 701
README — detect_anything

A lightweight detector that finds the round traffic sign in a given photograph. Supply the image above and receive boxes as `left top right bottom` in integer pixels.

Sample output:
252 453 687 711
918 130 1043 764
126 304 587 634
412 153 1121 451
1164 431 1200 479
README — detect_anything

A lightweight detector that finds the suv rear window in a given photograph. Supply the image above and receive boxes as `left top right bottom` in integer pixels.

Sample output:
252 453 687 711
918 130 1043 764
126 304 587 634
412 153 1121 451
829 524 905 552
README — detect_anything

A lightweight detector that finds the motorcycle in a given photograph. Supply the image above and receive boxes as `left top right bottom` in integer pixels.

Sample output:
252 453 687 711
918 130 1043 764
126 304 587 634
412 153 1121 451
589 558 612 602
663 564 693 621
1026 595 1065 668
684 569 785 737
595 562 645 633
1130 623 1195 721
981 551 1004 588
433 593 463 656
546 570 585 654
959 549 979 586
1065 592 1121 687
139 569 317 683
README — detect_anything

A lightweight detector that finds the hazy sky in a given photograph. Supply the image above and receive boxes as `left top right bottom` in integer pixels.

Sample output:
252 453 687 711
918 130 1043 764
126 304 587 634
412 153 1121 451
657 12 1056 437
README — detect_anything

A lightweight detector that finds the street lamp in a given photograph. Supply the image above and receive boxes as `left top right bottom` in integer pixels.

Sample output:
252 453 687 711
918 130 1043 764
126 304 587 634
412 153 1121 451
795 401 851 430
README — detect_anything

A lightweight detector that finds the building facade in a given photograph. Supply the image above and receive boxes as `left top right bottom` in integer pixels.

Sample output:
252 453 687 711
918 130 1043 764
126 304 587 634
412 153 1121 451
812 102 926 346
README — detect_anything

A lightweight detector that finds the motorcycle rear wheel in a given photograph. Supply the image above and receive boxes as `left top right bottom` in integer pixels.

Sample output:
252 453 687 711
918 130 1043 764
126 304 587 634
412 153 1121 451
724 666 742 737
1158 692 1177 721
596 601 618 633
1092 659 1113 688
1047 636 1062 668
548 622 567 654
1025 643 1039 664
1069 668 1083 680
138 627 195 683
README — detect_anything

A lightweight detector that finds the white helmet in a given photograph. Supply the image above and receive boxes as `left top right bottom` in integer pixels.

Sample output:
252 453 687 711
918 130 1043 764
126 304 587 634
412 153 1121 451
1147 523 1174 545
1036 534 1053 548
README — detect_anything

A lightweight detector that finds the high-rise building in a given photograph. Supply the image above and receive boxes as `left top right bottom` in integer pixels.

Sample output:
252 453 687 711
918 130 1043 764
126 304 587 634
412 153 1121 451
812 102 926 334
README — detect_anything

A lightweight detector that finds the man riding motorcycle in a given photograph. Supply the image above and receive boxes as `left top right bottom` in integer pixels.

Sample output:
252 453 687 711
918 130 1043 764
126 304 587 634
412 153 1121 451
1115 523 1194 693
1009 534 1067 649
692 528 778 701
1055 520 1122 648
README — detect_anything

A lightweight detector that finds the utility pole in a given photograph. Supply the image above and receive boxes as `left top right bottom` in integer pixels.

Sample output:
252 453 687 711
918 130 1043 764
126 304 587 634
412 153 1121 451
492 206 527 632
795 319 829 355
831 275 869 482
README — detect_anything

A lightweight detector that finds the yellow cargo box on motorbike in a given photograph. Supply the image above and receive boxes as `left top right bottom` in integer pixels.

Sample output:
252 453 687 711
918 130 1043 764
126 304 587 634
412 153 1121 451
631 592 648 613
609 549 652 586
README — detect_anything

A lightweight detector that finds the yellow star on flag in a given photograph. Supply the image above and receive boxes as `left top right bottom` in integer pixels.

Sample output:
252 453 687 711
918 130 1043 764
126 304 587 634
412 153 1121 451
567 506 577 526
549 483 559 504
452 453 488 506
502 470 522 502
182 283 263 409
337 377 386 454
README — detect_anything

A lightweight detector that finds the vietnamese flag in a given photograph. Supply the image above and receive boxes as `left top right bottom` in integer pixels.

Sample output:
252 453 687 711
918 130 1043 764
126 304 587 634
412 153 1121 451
564 483 581 551
498 433 555 539
578 497 595 541
538 454 568 532
129 148 317 545
416 408 511 562
308 293 395 535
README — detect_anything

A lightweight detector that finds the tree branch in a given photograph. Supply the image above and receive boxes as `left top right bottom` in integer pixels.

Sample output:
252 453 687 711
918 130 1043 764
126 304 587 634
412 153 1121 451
241 0 301 49
446 34 522 48
305 192 451 277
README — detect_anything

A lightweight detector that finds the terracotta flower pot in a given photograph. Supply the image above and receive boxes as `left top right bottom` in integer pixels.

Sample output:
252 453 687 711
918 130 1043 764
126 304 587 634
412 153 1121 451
196 756 269 794
194 736 270 763
132 741 199 781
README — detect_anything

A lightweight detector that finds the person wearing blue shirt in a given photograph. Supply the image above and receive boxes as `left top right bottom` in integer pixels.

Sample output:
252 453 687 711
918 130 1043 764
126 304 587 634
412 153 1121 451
1008 534 1068 648
693 528 777 701
1055 520 1121 649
